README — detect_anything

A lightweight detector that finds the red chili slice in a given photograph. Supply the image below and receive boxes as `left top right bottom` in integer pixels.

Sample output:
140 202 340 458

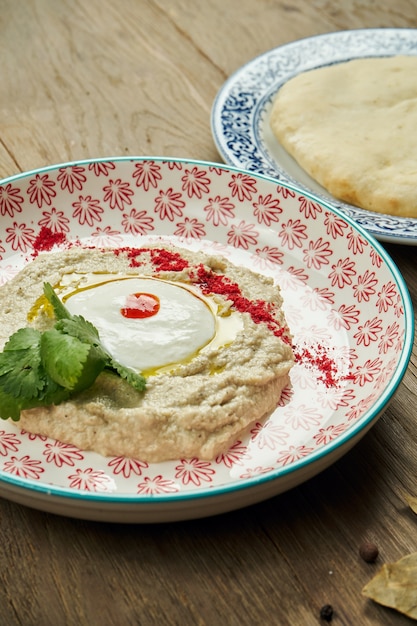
120 292 160 319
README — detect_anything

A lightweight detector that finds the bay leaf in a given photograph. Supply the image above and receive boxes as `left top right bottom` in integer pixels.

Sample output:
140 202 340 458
362 552 417 620
405 494 417 515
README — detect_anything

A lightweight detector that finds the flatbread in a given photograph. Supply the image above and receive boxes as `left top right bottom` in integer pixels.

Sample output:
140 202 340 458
270 55 417 218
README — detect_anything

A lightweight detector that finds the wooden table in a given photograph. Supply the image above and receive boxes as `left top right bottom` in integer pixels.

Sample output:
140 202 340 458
1 1 417 624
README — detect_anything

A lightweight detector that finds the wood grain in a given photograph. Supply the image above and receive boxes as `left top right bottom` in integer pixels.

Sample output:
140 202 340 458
0 1 416 624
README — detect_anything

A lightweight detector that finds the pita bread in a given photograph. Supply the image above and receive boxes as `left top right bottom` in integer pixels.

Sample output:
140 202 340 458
270 55 417 218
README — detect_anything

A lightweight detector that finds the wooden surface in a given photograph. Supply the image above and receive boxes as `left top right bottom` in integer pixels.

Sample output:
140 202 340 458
1 1 417 624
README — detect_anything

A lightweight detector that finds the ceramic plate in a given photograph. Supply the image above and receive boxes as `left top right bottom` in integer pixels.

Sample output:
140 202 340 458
0 157 412 523
211 28 417 245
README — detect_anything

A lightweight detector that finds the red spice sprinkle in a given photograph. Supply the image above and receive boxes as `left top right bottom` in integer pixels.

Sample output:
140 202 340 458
149 248 189 272
294 346 339 388
32 226 68 257
193 264 291 344
113 247 189 272
112 248 292 342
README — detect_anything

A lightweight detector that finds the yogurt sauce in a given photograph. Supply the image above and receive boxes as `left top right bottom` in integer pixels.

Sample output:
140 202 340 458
62 273 243 373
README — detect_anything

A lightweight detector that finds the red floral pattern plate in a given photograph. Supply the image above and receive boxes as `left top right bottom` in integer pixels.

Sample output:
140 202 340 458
0 157 412 523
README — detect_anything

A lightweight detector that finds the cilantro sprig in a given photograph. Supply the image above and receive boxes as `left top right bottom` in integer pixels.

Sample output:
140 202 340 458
0 283 146 421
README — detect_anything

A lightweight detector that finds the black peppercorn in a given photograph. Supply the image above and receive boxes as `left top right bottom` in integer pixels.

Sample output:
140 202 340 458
319 604 333 622
359 541 379 563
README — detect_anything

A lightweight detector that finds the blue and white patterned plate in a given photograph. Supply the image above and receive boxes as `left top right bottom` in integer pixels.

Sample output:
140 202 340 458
211 28 417 245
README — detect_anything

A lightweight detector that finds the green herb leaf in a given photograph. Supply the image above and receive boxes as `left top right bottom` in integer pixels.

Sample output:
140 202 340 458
0 328 45 399
0 388 30 421
55 315 104 354
40 328 91 389
0 283 146 421
110 359 147 392
43 282 71 320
